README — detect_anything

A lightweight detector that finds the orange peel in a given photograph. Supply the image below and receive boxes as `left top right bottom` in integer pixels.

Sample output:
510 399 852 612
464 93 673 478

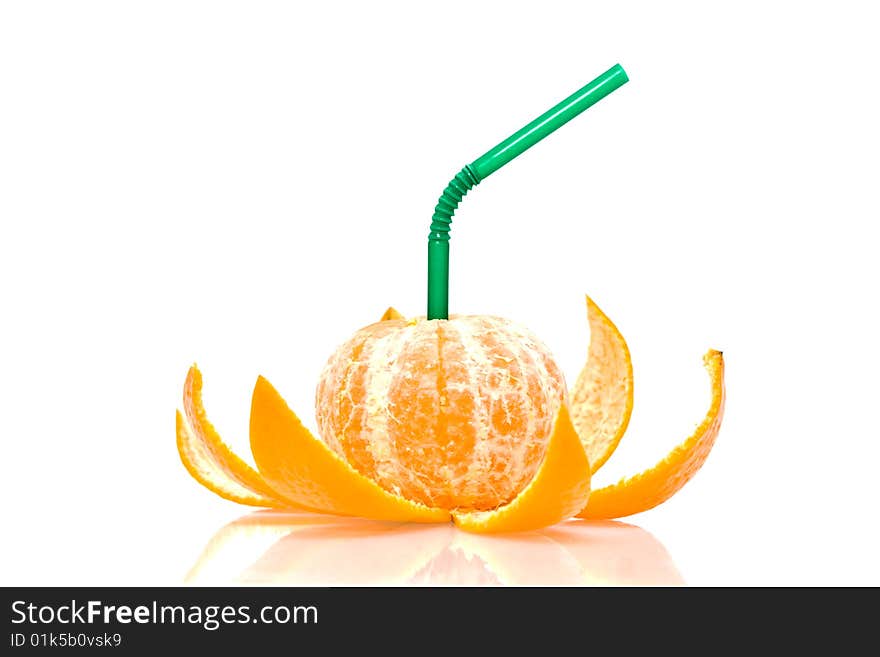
569 296 634 473
578 350 725 519
249 374 450 523
379 306 406 321
451 405 590 533
175 298 726 533
177 368 296 508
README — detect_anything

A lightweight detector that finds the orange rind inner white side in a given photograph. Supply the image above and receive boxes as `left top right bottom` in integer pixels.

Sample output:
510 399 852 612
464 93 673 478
569 296 634 473
177 367 297 508
578 350 725 519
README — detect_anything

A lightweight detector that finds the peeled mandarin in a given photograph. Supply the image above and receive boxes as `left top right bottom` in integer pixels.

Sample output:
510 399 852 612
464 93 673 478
314 315 568 511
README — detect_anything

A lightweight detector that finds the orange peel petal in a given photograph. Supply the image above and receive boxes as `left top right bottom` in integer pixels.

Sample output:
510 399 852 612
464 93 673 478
177 411 279 507
569 296 634 473
177 366 301 508
249 375 451 523
578 350 725 519
452 405 591 533
380 306 406 321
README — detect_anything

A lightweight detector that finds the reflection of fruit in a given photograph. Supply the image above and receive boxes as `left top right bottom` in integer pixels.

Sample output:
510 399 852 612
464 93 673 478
176 297 726 532
407 545 504 586
184 510 334 584
450 532 585 585
186 513 684 586
543 520 684 585
314 315 567 511
238 522 454 586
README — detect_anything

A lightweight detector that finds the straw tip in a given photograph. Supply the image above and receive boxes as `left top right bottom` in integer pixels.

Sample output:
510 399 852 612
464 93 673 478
613 63 629 83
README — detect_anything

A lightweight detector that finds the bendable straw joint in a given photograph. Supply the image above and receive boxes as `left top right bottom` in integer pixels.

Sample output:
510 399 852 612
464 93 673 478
426 64 629 320
429 165 481 242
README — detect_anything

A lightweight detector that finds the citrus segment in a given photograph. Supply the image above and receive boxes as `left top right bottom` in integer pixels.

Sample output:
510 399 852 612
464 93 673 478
452 404 591 533
249 375 451 523
178 366 299 508
578 350 725 519
569 296 634 473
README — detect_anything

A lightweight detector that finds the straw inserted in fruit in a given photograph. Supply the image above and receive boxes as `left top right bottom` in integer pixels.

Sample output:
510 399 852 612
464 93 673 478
427 63 629 320
177 61 727 534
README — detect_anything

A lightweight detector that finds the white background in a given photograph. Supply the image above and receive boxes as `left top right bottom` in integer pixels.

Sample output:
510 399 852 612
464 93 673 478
1 1 878 586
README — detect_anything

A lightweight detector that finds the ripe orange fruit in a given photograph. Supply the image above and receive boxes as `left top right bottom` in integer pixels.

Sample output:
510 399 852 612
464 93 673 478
175 297 725 533
314 315 568 511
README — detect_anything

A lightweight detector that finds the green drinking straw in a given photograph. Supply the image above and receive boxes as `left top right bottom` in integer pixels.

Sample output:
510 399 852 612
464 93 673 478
427 63 629 320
